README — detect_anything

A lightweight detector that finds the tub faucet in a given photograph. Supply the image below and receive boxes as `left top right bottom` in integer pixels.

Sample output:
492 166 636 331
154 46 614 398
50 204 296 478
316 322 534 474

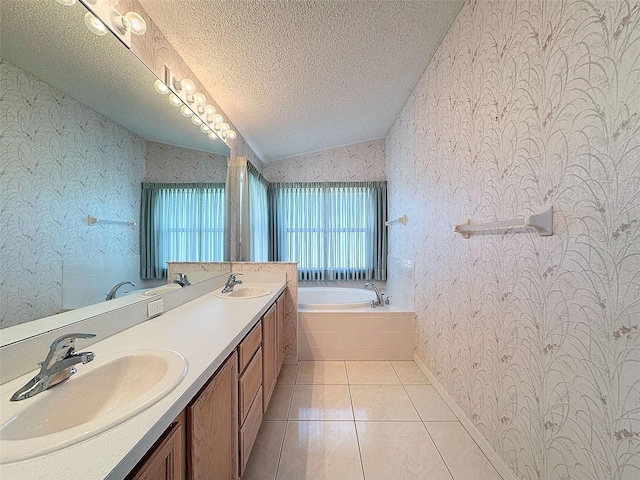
173 273 191 287
10 333 96 401
106 280 135 300
364 282 384 307
222 273 243 293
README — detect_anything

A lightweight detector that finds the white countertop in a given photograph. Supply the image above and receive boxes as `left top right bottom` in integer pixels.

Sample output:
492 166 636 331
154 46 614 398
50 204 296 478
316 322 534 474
0 281 286 479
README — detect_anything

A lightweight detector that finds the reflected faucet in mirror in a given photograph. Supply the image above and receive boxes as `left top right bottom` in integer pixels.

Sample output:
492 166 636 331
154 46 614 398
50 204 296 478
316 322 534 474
10 333 96 401
173 273 191 287
106 281 136 301
222 273 243 293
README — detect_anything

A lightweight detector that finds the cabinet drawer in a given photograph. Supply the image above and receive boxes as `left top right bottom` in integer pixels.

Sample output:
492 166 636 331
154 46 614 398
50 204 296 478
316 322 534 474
238 347 262 424
238 322 262 372
239 385 263 476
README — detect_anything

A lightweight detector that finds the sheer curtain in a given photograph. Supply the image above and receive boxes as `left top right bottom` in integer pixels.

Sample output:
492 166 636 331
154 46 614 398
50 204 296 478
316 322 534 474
269 182 387 280
248 163 269 261
140 183 225 279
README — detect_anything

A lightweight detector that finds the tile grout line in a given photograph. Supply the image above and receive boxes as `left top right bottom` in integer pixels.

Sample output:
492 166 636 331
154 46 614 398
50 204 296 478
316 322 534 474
272 364 299 480
390 361 457 480
345 360 368 480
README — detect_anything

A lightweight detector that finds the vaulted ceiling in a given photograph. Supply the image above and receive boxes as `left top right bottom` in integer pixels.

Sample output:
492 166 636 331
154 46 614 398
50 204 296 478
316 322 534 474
138 0 464 162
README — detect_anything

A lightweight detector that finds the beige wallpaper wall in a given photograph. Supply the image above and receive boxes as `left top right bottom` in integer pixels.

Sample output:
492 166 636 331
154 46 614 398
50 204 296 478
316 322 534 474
263 139 386 182
145 141 228 183
386 0 640 478
1 60 146 328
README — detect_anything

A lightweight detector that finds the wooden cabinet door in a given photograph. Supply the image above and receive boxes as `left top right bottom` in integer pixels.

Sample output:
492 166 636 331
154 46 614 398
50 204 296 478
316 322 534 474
127 412 186 480
262 304 277 412
276 293 286 372
188 352 239 480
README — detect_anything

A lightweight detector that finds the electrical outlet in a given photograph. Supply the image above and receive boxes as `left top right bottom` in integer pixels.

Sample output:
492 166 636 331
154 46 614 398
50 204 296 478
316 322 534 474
147 298 164 318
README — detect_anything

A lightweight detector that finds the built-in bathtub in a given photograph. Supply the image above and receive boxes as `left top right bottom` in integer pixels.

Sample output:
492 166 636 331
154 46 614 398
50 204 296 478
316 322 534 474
297 286 415 361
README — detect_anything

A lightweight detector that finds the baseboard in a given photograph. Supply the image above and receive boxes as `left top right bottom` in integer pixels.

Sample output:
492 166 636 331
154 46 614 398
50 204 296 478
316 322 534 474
414 355 519 480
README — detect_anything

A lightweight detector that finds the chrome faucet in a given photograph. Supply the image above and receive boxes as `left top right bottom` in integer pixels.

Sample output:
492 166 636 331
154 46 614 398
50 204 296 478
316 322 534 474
364 282 384 307
173 273 191 287
221 273 243 293
106 280 136 300
10 333 96 401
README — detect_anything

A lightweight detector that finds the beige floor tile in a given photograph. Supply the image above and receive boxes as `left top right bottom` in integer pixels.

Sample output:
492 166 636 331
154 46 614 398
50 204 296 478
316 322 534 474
289 384 354 420
391 361 430 384
242 421 286 480
425 422 502 480
405 385 457 421
277 364 299 384
296 361 347 384
264 383 294 421
356 422 453 480
276 421 364 480
350 385 420 421
345 361 400 384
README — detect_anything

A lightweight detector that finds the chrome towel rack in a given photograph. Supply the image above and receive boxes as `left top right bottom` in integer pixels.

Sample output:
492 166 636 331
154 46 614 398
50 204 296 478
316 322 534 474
454 206 553 238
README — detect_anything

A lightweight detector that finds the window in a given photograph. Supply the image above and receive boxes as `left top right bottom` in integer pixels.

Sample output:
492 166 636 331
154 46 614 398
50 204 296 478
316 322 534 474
140 183 225 279
269 182 387 280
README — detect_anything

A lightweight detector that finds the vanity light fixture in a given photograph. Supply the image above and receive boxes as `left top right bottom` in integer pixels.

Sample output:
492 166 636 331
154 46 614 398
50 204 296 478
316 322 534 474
56 0 77 6
75 0 147 48
161 66 237 144
154 79 170 95
83 12 108 35
168 94 182 106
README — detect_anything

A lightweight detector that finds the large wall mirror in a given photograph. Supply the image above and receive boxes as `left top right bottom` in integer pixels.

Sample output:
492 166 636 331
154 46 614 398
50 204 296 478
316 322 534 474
0 0 231 337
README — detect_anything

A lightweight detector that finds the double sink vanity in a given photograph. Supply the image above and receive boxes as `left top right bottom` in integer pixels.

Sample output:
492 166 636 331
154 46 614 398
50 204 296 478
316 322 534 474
0 273 289 479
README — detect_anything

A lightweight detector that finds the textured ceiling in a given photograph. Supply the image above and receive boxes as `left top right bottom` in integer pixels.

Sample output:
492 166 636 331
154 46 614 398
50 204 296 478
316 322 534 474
138 0 464 161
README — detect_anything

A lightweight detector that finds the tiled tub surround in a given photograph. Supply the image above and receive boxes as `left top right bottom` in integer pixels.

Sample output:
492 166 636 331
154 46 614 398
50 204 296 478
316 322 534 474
0 274 286 478
298 309 416 361
386 0 640 478
386 256 415 311
298 282 415 361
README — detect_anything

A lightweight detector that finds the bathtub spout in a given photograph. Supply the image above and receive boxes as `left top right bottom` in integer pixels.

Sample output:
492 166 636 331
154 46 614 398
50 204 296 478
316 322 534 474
363 282 384 307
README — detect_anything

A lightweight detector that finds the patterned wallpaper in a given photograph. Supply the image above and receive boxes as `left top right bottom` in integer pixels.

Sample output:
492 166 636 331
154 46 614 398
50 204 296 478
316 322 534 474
1 60 146 328
386 1 640 479
145 141 227 183
263 139 386 182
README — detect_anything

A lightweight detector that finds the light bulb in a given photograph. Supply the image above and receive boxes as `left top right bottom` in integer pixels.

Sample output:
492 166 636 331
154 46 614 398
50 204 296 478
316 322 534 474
220 123 230 133
178 78 196 95
124 12 147 35
226 130 237 140
56 0 77 6
180 105 193 117
84 12 108 36
154 79 169 95
204 105 216 118
105 0 119 5
201 124 211 133
191 115 203 125
169 94 182 106
193 93 207 109
208 132 218 140
212 114 224 128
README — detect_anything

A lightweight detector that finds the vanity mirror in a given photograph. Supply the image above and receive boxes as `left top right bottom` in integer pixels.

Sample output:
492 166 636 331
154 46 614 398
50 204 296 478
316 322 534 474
0 0 231 336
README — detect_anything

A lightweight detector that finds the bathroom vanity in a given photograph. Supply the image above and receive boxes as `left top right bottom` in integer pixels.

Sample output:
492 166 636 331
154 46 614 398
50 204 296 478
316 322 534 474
0 276 289 479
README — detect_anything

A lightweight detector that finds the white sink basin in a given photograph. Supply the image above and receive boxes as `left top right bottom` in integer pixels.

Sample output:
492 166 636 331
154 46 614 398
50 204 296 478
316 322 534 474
215 286 272 300
0 349 187 464
138 284 182 297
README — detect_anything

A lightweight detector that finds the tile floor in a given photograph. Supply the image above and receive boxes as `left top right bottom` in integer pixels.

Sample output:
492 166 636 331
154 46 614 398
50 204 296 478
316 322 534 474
242 361 503 480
